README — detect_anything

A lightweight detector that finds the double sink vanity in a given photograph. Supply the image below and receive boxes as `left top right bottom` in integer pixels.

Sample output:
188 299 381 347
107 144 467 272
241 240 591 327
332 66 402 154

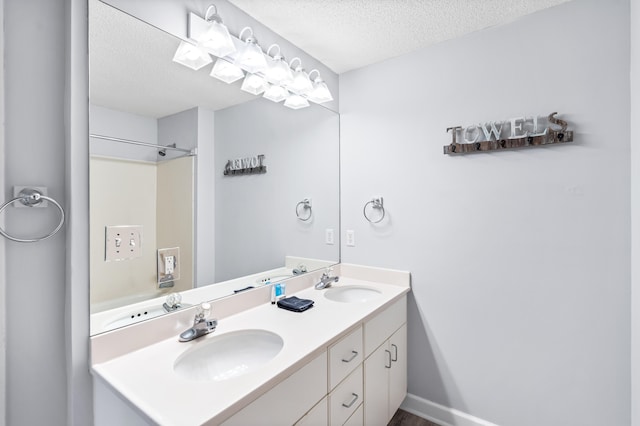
91 263 410 425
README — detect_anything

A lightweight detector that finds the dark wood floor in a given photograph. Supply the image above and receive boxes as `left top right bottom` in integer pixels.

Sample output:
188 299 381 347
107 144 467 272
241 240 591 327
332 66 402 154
388 409 441 426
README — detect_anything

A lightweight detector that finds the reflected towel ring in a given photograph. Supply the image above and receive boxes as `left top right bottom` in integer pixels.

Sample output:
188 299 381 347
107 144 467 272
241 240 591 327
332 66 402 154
363 197 385 224
0 188 65 243
296 198 312 221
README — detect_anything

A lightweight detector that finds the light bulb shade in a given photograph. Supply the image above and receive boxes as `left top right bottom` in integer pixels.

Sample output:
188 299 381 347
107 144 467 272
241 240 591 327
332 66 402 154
263 84 289 103
172 41 212 70
307 79 333 104
210 58 244 84
286 68 313 94
240 73 267 95
284 94 310 110
264 57 294 86
197 21 236 58
234 39 268 74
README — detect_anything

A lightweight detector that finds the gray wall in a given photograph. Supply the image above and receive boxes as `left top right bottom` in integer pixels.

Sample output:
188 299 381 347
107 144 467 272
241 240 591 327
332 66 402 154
214 99 340 281
339 0 630 425
4 0 69 424
632 0 640 423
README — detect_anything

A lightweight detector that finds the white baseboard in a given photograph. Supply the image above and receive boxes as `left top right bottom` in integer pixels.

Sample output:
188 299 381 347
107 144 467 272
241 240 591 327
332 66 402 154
400 393 500 426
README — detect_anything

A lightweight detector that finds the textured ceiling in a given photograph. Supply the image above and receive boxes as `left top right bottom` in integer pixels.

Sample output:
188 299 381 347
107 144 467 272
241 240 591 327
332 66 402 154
228 0 572 74
90 0 572 118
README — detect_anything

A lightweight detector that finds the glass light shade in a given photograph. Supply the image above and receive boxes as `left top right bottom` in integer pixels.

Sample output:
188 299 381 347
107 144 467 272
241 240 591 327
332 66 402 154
172 41 212 70
264 57 294 86
234 39 268 74
307 78 333 104
286 67 313 94
197 21 236 58
284 94 310 110
210 58 244 84
240 73 267 95
263 84 289 103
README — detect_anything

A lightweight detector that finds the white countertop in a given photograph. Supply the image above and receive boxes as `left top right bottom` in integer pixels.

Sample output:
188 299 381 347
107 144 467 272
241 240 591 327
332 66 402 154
91 267 410 425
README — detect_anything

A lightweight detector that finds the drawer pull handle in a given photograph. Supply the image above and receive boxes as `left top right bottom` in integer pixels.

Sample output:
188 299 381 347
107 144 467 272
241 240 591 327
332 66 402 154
385 349 392 368
342 350 358 363
391 344 398 362
342 393 359 408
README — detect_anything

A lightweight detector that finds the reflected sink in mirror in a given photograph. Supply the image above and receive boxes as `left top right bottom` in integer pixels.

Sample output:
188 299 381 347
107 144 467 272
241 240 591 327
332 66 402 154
173 330 284 382
324 286 382 303
96 303 193 333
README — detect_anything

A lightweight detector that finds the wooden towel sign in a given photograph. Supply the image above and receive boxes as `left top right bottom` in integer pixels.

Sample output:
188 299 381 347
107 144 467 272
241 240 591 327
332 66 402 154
443 112 573 155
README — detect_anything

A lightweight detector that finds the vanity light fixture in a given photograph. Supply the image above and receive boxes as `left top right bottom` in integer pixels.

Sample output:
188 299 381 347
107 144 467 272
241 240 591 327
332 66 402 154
195 5 236 58
264 44 294 86
172 40 212 70
285 58 313 94
210 58 245 83
240 73 267 95
174 7 334 110
284 93 310 110
306 69 333 104
234 27 268 74
263 84 289 103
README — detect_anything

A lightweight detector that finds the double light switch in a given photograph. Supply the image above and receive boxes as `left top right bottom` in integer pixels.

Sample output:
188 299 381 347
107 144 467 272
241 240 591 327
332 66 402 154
105 225 143 261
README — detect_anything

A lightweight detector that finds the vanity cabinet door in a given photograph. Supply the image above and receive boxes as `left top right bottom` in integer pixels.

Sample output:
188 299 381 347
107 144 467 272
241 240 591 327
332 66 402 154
296 397 328 426
363 342 390 426
222 351 327 426
363 300 407 426
388 324 407 414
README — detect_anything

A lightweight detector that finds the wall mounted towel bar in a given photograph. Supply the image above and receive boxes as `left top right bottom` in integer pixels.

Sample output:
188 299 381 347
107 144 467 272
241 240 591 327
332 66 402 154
0 188 65 243
364 197 385 223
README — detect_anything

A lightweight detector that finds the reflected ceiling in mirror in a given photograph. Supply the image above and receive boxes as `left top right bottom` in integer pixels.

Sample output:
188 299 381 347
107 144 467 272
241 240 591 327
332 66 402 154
89 0 340 335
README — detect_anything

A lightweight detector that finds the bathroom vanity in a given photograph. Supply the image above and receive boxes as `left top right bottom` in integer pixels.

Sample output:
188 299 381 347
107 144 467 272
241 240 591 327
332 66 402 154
91 264 410 425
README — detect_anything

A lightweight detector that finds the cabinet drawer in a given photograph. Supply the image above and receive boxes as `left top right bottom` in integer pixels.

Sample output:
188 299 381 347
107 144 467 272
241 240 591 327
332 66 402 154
329 365 363 426
328 326 363 390
364 296 406 357
222 351 327 426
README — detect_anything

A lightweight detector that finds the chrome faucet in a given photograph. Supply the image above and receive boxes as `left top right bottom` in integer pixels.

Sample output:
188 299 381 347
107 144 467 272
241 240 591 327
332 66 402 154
315 268 339 290
179 302 217 342
163 292 183 313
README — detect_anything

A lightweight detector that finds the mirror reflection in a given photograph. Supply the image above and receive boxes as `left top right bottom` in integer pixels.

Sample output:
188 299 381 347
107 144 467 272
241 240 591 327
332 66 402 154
89 0 340 335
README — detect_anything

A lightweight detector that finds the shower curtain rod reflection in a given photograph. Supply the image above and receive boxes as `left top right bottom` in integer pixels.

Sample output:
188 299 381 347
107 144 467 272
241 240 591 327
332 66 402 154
90 134 197 156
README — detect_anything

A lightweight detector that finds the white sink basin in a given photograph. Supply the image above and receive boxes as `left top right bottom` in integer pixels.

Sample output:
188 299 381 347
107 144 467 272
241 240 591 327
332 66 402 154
173 330 284 382
324 286 382 303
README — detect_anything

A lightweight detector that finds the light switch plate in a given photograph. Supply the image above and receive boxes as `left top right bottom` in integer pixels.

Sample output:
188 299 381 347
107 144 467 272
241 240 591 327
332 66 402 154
346 230 355 247
325 228 335 245
158 247 180 286
105 225 143 261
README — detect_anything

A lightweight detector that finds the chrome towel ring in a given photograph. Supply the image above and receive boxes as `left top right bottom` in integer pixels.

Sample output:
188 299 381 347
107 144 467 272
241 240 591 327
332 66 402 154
363 197 385 223
296 198 312 221
0 188 65 243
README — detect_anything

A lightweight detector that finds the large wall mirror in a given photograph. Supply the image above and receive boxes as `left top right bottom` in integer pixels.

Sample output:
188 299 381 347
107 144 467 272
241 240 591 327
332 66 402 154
89 0 340 335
